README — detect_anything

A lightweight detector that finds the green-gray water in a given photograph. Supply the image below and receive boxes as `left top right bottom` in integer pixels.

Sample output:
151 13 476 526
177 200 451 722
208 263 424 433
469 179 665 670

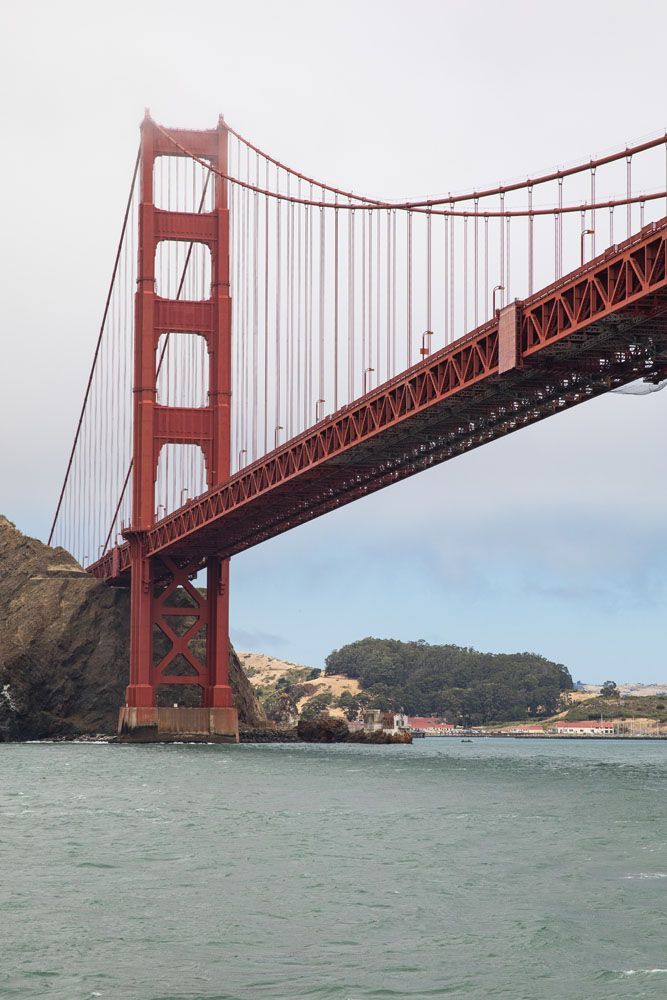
1 739 666 999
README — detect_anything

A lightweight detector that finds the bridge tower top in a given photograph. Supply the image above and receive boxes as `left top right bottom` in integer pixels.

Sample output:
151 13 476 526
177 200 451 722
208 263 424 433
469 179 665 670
130 113 231 531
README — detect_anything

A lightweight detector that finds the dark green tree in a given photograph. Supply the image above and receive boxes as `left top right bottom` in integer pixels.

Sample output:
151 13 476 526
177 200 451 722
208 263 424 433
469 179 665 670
324 637 573 724
300 692 333 720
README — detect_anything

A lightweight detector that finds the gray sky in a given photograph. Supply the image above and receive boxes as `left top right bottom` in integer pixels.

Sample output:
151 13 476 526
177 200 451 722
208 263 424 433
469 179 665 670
2 0 667 681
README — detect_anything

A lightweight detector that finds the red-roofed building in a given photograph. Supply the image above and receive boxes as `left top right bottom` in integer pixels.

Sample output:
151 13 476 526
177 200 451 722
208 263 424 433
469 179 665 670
407 717 454 735
555 720 614 736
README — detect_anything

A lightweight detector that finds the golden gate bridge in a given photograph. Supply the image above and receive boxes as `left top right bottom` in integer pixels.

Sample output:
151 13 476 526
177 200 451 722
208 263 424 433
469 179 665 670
48 112 667 740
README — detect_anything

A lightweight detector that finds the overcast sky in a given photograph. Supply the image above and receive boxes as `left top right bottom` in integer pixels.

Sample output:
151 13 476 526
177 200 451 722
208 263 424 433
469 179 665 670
2 0 667 682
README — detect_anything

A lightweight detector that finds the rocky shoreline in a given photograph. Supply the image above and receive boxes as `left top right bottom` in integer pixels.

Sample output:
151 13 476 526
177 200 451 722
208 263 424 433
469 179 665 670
0 517 412 747
0 517 265 741
3 720 413 746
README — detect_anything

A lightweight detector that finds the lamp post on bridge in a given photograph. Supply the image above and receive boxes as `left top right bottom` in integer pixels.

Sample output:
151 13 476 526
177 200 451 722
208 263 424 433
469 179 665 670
274 425 283 449
492 285 505 315
420 331 433 358
363 367 375 394
315 399 325 422
238 449 247 471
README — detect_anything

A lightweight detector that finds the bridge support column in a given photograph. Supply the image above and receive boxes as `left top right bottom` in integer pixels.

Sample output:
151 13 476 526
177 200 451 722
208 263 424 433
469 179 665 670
204 556 233 709
125 542 154 709
119 549 238 741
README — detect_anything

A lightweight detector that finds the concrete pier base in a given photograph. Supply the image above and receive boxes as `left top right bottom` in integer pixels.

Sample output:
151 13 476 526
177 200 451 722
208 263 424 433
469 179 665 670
118 706 239 743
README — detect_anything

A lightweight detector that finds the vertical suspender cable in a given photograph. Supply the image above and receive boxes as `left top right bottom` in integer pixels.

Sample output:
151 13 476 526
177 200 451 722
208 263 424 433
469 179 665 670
385 209 391 379
305 193 311 424
275 170 282 439
288 183 295 437
590 166 596 258
334 201 339 410
474 199 479 328
376 206 381 384
557 177 563 277
391 210 396 375
407 210 413 366
506 216 511 303
426 210 432 335
499 192 505 305
528 186 534 295
361 209 366 378
443 214 449 342
367 209 373 374
319 203 325 411
449 206 455 337
626 154 632 238
348 206 355 402
264 163 269 454
484 216 489 319
296 183 302 433
463 214 468 332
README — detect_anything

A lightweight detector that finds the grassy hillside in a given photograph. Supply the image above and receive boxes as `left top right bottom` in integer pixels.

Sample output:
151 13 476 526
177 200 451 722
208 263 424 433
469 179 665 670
562 694 667 723
238 652 361 723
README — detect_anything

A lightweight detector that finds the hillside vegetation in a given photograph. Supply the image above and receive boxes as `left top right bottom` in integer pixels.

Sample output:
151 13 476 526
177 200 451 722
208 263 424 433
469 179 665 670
562 694 667 723
325 637 573 725
238 651 362 723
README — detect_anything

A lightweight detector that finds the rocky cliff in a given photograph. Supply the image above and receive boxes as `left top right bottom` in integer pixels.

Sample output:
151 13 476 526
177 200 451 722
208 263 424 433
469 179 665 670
0 516 265 740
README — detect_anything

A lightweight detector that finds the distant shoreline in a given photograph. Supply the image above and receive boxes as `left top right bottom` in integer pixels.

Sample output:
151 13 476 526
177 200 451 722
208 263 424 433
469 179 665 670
427 733 667 742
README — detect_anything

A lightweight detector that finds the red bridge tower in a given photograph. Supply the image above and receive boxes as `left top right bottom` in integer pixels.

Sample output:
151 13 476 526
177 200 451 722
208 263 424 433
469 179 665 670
119 113 238 741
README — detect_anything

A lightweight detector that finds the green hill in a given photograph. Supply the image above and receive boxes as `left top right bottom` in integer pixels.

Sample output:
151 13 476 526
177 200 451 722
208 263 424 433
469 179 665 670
325 637 573 725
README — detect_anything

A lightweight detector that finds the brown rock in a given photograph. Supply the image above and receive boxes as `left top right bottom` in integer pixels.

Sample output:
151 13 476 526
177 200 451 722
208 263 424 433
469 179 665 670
297 713 350 742
0 516 265 740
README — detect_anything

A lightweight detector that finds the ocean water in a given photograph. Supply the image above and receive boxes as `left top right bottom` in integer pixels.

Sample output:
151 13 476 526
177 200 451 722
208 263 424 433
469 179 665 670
1 739 666 1000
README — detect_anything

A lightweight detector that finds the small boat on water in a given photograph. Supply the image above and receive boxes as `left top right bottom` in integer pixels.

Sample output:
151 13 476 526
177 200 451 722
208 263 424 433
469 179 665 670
461 738 473 743
411 729 426 739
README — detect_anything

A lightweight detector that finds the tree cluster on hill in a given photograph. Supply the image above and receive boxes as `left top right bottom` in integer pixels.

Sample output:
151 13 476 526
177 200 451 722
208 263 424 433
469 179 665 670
325 637 573 725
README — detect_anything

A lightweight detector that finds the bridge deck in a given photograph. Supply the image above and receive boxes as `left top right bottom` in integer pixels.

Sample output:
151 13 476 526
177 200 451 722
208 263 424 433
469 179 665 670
89 218 667 582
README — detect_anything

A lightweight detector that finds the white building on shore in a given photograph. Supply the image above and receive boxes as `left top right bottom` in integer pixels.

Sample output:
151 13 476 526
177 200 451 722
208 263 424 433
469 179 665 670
554 720 614 736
